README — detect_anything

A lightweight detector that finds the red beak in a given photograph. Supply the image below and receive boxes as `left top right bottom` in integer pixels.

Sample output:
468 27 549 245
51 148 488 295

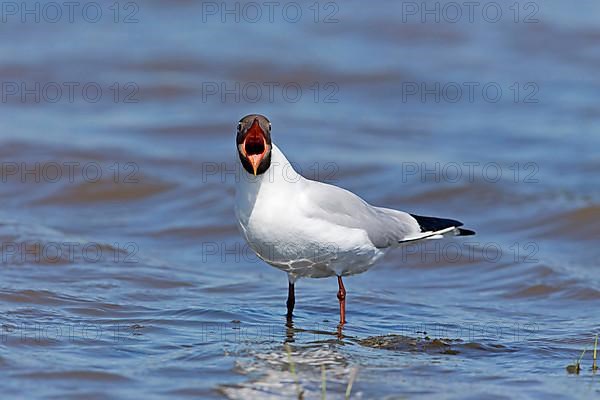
242 119 268 176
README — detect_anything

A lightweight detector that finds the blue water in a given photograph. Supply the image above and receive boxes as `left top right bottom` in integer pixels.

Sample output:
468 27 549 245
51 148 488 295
0 1 599 398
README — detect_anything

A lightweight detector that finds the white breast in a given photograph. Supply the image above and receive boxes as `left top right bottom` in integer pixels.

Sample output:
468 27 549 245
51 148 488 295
234 145 386 281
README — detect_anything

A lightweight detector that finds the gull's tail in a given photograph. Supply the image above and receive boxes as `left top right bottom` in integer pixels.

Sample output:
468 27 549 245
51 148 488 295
399 214 475 243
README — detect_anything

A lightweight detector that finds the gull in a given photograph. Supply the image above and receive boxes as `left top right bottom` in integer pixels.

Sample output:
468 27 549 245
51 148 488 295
234 114 475 325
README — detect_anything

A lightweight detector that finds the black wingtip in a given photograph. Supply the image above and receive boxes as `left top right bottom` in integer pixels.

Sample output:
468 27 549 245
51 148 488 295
410 214 463 231
457 228 476 236
410 213 475 236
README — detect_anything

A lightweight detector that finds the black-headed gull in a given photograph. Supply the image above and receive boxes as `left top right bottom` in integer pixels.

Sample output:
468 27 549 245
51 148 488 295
234 114 475 325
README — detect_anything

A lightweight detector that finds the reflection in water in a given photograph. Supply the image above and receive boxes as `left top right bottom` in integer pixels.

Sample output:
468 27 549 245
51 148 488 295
286 312 350 343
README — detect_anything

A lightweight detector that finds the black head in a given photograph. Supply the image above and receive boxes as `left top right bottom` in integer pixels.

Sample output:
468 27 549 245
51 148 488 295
236 114 272 176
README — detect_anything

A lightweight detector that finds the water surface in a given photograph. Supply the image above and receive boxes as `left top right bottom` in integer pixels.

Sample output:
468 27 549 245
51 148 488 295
0 1 599 398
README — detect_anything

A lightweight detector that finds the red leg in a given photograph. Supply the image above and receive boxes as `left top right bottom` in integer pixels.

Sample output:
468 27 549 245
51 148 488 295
337 276 346 325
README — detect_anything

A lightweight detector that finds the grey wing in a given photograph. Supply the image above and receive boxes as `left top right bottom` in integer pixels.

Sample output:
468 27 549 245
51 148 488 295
300 180 422 248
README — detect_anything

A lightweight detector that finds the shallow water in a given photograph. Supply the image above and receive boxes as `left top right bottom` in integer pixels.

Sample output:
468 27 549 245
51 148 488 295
0 0 599 398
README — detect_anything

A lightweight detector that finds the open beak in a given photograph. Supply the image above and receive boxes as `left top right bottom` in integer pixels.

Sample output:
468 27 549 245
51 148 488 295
242 119 268 176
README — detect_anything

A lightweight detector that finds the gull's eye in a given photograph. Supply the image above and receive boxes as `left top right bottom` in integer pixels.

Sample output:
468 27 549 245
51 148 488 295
268 123 272 131
237 122 242 131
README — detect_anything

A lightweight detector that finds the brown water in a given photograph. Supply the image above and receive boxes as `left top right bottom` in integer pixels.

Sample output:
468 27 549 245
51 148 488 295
0 0 599 398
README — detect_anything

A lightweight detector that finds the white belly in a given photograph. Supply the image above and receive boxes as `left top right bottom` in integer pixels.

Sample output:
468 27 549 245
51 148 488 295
234 147 387 281
237 198 386 281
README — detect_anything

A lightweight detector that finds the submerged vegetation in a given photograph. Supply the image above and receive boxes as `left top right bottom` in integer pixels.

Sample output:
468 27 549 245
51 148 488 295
284 343 358 400
566 334 599 375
